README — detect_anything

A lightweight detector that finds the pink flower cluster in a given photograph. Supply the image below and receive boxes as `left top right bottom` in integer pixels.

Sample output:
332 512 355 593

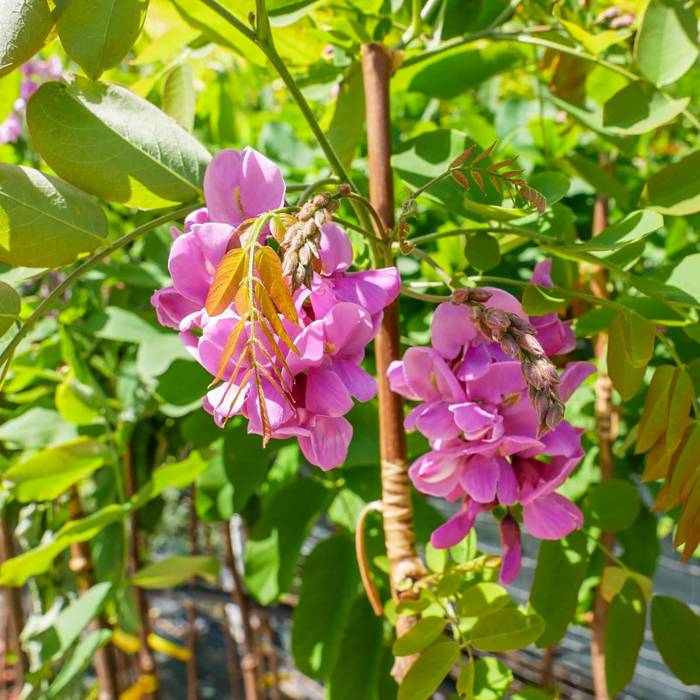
388 271 593 583
0 57 62 144
152 148 400 469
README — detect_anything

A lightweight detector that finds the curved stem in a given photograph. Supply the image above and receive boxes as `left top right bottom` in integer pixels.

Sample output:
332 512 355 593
406 225 554 247
0 203 198 380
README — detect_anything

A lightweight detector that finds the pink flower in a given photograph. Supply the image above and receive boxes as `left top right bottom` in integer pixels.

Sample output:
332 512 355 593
203 147 286 226
391 293 594 583
530 259 576 356
152 147 400 470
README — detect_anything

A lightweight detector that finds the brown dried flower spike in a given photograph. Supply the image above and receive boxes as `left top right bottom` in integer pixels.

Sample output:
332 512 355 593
451 288 565 435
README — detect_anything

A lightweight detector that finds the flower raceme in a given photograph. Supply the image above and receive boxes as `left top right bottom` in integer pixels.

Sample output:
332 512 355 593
388 278 594 584
152 147 400 469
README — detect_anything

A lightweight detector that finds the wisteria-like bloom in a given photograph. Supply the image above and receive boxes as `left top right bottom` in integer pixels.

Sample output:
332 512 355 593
152 147 400 470
0 57 62 145
388 282 593 584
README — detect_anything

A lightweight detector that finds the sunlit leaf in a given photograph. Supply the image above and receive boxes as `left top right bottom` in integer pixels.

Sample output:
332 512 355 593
397 641 460 700
131 554 220 588
162 62 196 132
471 609 544 652
256 245 298 323
56 0 149 80
0 280 20 335
206 248 248 316
0 0 52 77
636 365 676 453
645 150 700 216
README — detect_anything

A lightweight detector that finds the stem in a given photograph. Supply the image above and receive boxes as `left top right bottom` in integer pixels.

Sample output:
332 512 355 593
185 490 199 700
361 41 425 683
0 203 198 378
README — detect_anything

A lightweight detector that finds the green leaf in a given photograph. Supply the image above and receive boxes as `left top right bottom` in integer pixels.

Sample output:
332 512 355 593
456 582 509 619
607 313 646 399
224 423 271 513
0 163 108 267
244 479 330 604
651 595 700 685
472 657 513 700
635 0 699 87
162 62 196 132
0 0 52 77
326 62 364 169
397 641 461 700
55 376 101 426
457 660 475 699
646 150 700 216
399 44 526 99
471 609 544 652
465 232 501 271
600 566 653 603
571 210 663 251
393 617 445 656
605 579 646 696
425 542 448 572
529 531 589 647
665 252 700 304
603 81 689 135
663 367 692 453
560 19 624 55
636 365 676 453
131 554 220 589
27 77 211 210
292 535 359 677
35 582 112 661
56 0 149 80
0 280 20 335
620 310 655 369
521 285 565 315
0 407 77 450
588 479 641 532
527 171 570 206
326 595 384 700
3 438 105 502
0 504 126 586
46 628 112 699
567 153 629 207
132 451 208 508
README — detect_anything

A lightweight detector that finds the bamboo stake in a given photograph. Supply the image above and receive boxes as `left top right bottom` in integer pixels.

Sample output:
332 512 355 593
0 511 28 690
124 448 160 700
185 490 199 700
67 486 120 699
587 194 616 700
221 521 260 700
361 42 425 682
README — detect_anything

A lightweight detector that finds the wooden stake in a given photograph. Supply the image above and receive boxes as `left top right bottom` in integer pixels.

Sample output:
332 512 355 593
221 521 260 700
361 42 425 681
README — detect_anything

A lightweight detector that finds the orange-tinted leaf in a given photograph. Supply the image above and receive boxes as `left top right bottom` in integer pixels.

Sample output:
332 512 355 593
235 285 250 316
636 365 676 453
254 373 272 445
255 282 299 355
642 438 675 482
258 316 295 379
206 249 247 316
471 169 485 193
255 246 298 324
449 144 475 169
668 423 700 508
665 368 692 453
488 156 518 172
451 170 470 189
211 318 246 385
675 476 700 556
472 141 496 165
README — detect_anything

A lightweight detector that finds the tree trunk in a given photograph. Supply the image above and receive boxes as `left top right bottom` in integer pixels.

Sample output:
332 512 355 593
361 42 425 682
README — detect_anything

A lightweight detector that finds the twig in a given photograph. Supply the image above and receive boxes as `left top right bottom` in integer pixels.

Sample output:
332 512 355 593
355 501 384 616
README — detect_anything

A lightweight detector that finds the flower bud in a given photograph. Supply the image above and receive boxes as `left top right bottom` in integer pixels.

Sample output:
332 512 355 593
517 332 545 356
522 359 545 389
544 400 565 431
451 288 471 305
336 183 352 196
468 288 493 303
312 193 329 208
484 307 510 334
500 333 522 359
